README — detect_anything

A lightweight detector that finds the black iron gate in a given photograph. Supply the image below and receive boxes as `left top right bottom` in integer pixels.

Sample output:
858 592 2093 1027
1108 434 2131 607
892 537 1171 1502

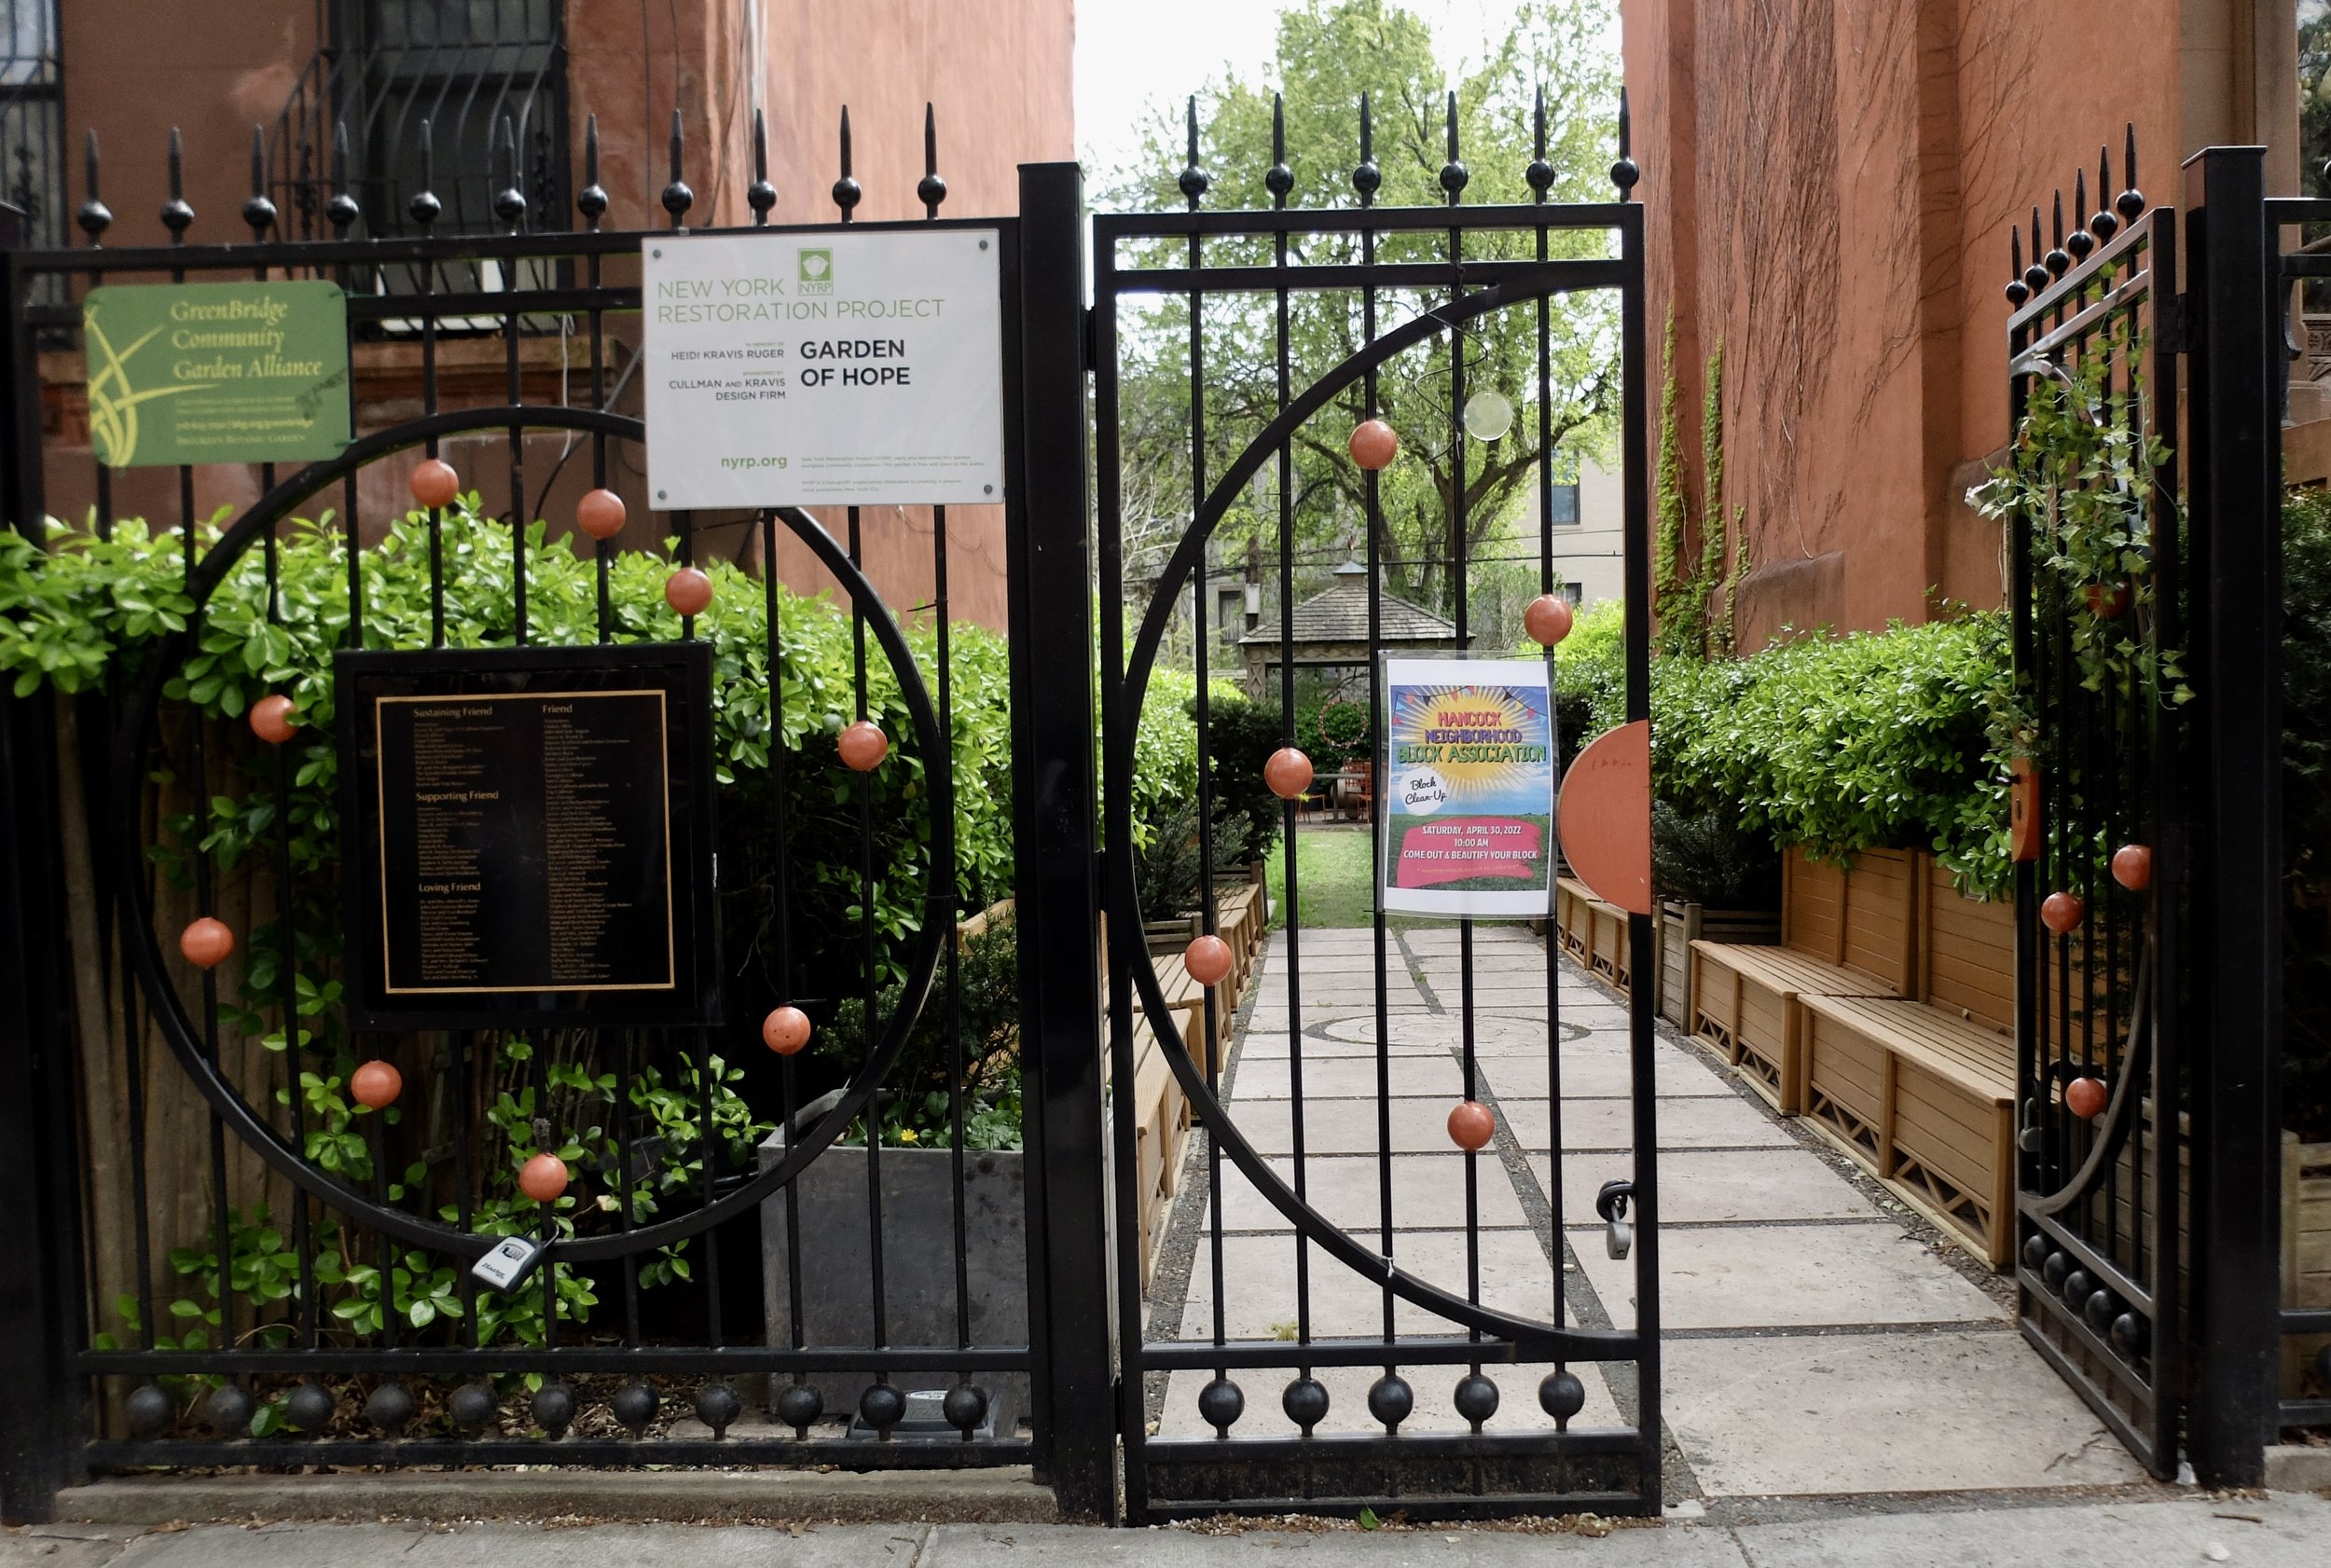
2001 138 2299 1488
0 86 1658 1523
0 111 1106 1514
1091 94 1660 1519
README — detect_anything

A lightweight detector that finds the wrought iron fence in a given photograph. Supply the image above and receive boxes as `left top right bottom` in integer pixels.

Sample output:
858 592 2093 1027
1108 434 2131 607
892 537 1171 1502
0 103 1054 1498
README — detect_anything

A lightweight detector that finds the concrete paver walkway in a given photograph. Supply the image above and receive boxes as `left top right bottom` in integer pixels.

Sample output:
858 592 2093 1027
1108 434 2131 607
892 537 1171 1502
1150 921 2150 1500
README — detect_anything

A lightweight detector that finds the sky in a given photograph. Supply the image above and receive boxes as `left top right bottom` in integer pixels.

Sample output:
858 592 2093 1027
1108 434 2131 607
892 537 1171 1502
1072 0 1563 182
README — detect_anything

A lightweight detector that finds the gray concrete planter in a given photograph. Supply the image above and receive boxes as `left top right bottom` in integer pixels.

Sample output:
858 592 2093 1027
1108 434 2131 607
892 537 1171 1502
757 1139 1028 1436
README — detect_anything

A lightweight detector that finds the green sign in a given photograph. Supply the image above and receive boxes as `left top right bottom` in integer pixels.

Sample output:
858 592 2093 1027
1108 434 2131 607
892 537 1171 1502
82 281 351 468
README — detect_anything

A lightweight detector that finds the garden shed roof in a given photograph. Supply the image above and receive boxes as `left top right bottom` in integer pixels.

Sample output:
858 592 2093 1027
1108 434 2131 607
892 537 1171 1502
1238 561 1458 648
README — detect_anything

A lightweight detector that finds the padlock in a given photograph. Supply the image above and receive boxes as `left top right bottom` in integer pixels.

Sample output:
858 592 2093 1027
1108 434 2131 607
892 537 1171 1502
1607 1217 1633 1260
1593 1178 1634 1261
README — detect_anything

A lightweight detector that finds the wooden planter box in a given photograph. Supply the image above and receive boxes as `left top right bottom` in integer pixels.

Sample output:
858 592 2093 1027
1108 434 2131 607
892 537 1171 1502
2286 1135 2331 1401
1656 901 1779 1030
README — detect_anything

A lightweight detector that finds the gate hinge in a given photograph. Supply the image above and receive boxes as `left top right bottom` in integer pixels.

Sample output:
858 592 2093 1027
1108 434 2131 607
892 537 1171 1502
2156 292 2190 355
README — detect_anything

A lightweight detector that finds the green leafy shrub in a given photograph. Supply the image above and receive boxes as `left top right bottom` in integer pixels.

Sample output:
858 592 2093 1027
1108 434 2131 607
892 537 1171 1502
2284 488 2331 1138
1651 798 1779 910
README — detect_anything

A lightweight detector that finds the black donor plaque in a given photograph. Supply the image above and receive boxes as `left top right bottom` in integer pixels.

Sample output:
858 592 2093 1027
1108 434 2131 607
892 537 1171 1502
338 643 720 1028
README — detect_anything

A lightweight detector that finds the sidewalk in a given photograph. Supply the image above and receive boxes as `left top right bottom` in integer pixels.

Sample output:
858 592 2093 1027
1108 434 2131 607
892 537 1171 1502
1150 923 2149 1498
10 1493 2330 1566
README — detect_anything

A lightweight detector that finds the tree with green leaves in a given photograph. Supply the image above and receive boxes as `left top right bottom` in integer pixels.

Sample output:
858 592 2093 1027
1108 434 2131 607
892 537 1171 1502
1101 0 1623 628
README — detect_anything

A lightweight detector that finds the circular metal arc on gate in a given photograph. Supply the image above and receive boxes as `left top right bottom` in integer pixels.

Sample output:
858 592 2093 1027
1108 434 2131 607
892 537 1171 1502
111 408 951 1264
1109 268 1639 1359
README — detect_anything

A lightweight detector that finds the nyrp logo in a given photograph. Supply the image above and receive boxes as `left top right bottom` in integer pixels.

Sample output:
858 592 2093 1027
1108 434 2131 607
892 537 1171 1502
796 249 834 295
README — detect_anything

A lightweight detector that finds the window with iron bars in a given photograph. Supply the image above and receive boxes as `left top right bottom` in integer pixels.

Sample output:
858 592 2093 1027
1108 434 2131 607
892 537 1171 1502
269 0 571 322
0 0 63 273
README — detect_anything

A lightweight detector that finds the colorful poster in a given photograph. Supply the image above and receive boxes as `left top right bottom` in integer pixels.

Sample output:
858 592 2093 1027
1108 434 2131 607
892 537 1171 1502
82 281 352 468
1378 656 1558 917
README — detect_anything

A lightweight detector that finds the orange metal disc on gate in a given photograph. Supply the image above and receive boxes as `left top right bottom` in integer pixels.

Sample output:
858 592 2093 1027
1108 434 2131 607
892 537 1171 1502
1555 719 1651 917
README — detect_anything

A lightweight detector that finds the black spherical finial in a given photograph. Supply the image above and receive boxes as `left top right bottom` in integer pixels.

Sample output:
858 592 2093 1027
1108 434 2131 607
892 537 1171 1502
2113 1311 2152 1361
1179 95 1208 209
612 1381 658 1435
917 172 947 211
1196 1376 1244 1436
125 1382 173 1438
1526 158 1556 197
1265 162 1293 199
1352 160 1380 198
1539 1369 1588 1424
579 114 609 226
283 1380 336 1432
859 1382 907 1433
2116 122 2144 221
1366 1373 1413 1431
2021 1231 2049 1272
1453 1372 1500 1427
408 186 442 227
776 1382 823 1434
694 1382 742 1439
447 1382 498 1432
161 126 195 238
662 109 694 226
203 1383 255 1437
76 129 112 242
364 1380 415 1434
2083 1288 2117 1335
1280 1376 1329 1433
832 104 860 221
2041 1250 2072 1292
242 126 277 239
944 1383 989 1436
531 1381 577 1436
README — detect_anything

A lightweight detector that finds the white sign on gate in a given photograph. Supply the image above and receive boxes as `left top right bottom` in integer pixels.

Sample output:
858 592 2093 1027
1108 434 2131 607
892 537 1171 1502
641 227 1005 510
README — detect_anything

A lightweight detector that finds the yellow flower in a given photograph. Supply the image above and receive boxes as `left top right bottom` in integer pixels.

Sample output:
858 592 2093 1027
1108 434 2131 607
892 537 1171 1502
898 1127 919 1145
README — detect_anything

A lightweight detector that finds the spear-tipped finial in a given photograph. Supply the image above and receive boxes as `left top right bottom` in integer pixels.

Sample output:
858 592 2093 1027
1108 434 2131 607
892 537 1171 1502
1352 91 1380 203
1610 88 1640 198
2023 206 2050 293
917 103 947 217
831 105 861 220
1265 93 1292 204
2045 191 2069 277
2066 172 2093 260
2090 144 2118 242
1439 89 1469 200
1178 95 1208 208
2116 123 2144 220
492 116 528 230
662 107 694 227
161 126 195 238
242 125 277 238
1526 84 1555 200
2007 228 2029 307
326 121 360 231
746 107 777 224
408 118 442 227
577 113 608 226
76 128 111 242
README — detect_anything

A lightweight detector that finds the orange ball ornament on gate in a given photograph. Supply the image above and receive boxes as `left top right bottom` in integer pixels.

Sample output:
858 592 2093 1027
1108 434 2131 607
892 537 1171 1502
2040 890 2084 935
1348 419 1399 471
1524 593 1576 648
576 488 627 542
762 1005 812 1056
2065 1076 2108 1121
2111 843 2153 892
351 1060 403 1110
249 694 298 745
408 457 461 509
179 916 235 970
518 1153 570 1204
1263 747 1314 801
837 720 890 772
665 567 713 616
1184 934 1233 988
1447 1099 1495 1152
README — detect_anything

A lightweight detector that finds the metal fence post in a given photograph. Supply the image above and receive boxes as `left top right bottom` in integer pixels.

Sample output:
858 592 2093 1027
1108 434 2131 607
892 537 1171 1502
2181 144 2283 1488
0 201 87 1522
1007 160 1115 1519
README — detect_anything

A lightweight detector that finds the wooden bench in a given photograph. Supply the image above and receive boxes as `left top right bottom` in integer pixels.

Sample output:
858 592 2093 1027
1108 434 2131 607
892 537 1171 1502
1791 859 2020 1267
1798 994 2015 1267
1688 847 1917 1112
1555 875 1630 989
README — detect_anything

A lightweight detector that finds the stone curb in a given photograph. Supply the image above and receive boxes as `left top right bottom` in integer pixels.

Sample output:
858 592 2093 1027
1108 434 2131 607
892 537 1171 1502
2264 1443 2331 1492
55 1468 1062 1527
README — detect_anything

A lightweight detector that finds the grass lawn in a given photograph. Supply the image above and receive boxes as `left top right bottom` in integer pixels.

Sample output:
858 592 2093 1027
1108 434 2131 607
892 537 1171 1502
1262 824 1435 932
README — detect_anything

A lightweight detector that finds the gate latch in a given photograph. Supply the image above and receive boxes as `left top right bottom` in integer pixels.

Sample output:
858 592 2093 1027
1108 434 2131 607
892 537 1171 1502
1595 1179 1634 1260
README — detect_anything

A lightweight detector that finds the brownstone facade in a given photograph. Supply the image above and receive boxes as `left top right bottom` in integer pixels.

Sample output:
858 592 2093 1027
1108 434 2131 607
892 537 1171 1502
1621 0 2301 646
41 0 1073 629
